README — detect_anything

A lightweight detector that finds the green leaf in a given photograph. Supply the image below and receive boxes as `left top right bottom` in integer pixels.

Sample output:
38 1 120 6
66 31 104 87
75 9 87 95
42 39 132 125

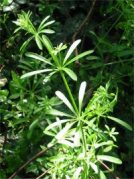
47 108 73 118
44 119 69 131
64 39 81 64
55 91 76 114
65 50 94 66
42 35 54 53
41 20 55 28
21 69 52 79
107 116 132 131
38 15 50 30
35 35 42 50
0 78 7 87
29 119 38 131
0 90 9 102
40 29 55 34
56 122 74 140
89 162 98 174
20 36 33 52
63 68 77 81
72 167 83 179
25 52 53 65
97 155 122 164
99 170 107 179
78 81 87 112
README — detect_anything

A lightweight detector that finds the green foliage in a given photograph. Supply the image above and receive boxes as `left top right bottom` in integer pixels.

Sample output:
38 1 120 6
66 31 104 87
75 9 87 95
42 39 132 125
0 1 133 178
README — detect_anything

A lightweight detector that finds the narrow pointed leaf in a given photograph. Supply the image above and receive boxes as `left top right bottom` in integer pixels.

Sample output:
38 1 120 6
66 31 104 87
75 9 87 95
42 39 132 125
42 35 54 56
41 20 55 29
55 91 75 114
59 139 75 147
72 167 83 179
63 68 77 81
107 116 132 131
90 162 98 174
40 29 55 34
25 52 53 65
56 122 74 140
29 119 38 130
38 15 50 30
97 155 122 164
64 39 81 64
100 170 107 179
35 35 42 50
65 50 94 66
20 36 33 52
47 108 73 117
44 119 69 131
21 69 52 79
79 81 87 111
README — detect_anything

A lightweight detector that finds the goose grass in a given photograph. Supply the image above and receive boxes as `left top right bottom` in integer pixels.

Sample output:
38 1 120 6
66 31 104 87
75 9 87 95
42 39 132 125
9 11 133 178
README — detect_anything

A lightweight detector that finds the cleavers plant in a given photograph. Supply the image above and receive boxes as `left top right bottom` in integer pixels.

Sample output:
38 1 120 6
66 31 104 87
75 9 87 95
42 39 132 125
12 11 132 178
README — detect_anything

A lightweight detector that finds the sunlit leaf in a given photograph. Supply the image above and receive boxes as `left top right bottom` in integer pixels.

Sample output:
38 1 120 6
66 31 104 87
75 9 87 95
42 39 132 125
41 20 55 28
40 29 55 34
44 119 69 132
97 155 122 164
21 69 52 79
25 52 53 65
55 91 76 114
72 167 83 179
79 81 87 112
42 35 54 54
35 35 42 50
65 50 94 66
99 170 107 179
89 162 98 174
63 68 77 81
47 108 73 117
64 39 81 64
38 15 50 30
56 122 74 140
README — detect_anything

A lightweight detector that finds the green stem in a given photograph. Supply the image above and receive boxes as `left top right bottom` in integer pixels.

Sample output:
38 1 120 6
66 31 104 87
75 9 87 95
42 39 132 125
41 35 78 113
80 121 86 156
60 72 78 113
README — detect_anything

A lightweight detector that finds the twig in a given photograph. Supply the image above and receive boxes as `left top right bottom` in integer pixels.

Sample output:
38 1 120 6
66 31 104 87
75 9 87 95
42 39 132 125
8 145 53 179
36 167 53 179
72 0 97 56
99 160 120 179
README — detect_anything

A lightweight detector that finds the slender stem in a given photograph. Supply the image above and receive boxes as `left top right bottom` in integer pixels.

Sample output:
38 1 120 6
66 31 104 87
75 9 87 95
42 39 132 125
36 168 53 179
41 35 60 67
41 35 78 113
60 72 78 113
80 121 86 156
8 145 54 179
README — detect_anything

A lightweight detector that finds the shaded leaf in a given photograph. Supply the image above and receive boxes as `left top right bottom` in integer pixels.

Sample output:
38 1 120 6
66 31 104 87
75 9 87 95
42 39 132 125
107 116 132 131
